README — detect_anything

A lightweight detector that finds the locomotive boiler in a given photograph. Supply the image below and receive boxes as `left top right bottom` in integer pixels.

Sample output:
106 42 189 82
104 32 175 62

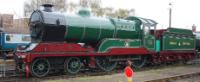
30 5 142 44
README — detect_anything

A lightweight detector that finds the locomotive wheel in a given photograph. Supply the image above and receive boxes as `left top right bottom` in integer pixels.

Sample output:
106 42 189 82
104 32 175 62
30 58 50 77
132 56 147 69
95 57 117 72
64 57 81 74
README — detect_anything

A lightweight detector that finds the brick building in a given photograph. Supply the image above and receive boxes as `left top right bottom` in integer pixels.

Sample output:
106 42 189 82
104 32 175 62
0 13 29 34
13 18 29 34
0 14 13 28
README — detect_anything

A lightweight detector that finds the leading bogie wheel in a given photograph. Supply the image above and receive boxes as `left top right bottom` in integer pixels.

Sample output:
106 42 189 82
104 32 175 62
30 58 50 77
64 57 82 74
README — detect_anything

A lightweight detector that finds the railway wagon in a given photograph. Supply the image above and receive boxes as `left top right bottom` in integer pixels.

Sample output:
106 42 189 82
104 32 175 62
15 4 197 77
193 32 200 58
194 32 200 50
0 32 30 58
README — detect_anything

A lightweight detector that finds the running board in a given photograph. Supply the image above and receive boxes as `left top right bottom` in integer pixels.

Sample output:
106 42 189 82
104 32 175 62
109 57 141 61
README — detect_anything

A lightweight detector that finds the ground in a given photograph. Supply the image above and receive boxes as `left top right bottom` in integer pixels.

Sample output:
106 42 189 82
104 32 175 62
1 64 200 82
40 65 200 82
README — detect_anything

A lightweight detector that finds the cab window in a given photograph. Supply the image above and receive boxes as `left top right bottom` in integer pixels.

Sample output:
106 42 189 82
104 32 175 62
144 26 150 35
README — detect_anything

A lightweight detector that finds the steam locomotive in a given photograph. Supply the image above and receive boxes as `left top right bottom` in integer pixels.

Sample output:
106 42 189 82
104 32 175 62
15 4 199 77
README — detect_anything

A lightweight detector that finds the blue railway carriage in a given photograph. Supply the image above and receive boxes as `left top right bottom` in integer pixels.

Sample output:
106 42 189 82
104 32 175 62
0 32 30 58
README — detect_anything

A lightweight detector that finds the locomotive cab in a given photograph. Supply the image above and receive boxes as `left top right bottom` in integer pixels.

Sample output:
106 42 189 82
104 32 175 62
126 16 157 51
29 4 66 42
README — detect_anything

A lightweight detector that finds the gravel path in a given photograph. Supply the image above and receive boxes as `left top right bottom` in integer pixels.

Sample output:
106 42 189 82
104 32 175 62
40 65 200 82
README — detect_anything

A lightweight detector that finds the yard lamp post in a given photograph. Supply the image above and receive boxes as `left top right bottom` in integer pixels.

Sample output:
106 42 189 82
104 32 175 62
169 3 172 28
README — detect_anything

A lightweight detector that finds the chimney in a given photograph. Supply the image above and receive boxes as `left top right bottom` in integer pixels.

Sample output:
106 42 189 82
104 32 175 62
192 24 196 32
41 4 54 12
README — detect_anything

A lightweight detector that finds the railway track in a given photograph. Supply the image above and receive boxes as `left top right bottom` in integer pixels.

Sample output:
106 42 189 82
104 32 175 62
0 58 199 82
144 72 200 82
144 59 200 82
37 64 200 82
0 68 118 82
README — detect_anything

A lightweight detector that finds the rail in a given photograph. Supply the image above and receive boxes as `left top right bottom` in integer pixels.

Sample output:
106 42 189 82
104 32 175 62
144 72 200 82
0 59 16 77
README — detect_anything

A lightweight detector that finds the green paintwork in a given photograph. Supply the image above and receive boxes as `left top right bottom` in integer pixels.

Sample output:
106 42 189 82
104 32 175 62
167 28 193 35
162 31 195 50
162 28 195 50
144 35 155 51
156 40 160 52
77 8 91 17
64 9 142 43
98 38 141 52
128 39 142 47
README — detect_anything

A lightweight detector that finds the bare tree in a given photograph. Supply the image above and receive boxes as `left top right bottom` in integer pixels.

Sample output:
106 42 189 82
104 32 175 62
24 0 134 18
114 9 129 18
103 7 114 17
90 0 104 16
24 0 67 17
68 2 78 12
129 9 135 16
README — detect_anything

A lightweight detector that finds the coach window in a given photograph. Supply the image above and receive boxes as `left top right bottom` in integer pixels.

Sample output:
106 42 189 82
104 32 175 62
22 36 31 41
6 35 11 41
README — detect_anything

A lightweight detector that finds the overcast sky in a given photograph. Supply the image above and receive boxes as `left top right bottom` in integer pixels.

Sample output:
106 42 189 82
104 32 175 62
0 0 199 30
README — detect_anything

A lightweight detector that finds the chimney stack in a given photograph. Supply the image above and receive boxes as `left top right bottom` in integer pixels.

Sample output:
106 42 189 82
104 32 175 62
41 4 54 12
